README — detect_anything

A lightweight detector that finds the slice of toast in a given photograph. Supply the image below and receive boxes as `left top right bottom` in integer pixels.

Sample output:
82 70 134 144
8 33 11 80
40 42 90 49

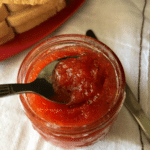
14 8 57 33
0 20 10 38
56 0 66 12
6 4 31 12
7 0 66 27
0 0 55 5
0 3 12 39
0 0 66 45
0 3 9 21
14 0 66 33
0 27 15 45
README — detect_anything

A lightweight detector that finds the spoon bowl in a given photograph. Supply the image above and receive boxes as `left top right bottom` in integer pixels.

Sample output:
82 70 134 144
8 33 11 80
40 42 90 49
0 55 79 104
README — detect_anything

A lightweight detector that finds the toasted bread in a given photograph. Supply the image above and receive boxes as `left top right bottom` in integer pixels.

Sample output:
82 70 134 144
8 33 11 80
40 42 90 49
56 0 66 12
0 27 15 45
6 3 31 12
0 20 10 38
7 0 66 27
0 3 9 21
14 8 57 33
0 0 60 6
0 0 66 45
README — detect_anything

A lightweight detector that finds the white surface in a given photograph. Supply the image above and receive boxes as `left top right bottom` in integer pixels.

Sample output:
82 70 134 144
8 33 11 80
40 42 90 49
0 0 150 149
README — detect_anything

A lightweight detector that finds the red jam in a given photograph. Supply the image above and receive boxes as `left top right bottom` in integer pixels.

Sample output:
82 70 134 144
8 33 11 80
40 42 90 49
26 47 117 127
18 35 125 148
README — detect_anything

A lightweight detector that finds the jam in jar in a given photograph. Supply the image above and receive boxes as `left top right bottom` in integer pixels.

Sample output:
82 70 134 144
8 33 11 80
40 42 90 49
18 34 125 149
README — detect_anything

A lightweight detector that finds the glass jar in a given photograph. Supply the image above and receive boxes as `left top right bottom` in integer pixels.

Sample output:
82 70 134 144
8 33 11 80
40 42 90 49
17 34 126 149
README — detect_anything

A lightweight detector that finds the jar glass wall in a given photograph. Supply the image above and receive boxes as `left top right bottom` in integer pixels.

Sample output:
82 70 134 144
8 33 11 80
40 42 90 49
17 34 126 149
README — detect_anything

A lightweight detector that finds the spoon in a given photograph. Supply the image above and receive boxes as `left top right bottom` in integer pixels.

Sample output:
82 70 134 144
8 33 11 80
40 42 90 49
0 55 79 104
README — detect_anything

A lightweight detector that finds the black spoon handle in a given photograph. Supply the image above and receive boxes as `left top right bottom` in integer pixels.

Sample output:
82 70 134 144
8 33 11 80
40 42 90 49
0 83 33 97
86 30 98 40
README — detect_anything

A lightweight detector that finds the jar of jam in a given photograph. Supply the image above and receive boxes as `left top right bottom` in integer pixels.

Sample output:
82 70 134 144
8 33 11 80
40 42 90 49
17 34 126 149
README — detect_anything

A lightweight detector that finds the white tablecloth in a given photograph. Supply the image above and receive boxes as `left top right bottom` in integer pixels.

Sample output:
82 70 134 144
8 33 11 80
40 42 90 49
0 0 150 149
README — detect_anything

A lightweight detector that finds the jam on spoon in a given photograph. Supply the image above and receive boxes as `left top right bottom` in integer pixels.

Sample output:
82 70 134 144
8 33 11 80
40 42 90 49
0 55 79 104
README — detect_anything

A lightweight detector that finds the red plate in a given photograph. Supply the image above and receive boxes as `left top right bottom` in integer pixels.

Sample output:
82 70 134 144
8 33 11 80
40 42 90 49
0 0 85 61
